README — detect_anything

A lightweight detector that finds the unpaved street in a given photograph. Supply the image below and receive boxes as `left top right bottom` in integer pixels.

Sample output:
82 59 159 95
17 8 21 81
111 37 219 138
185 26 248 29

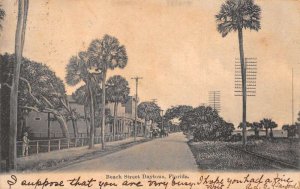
57 133 198 172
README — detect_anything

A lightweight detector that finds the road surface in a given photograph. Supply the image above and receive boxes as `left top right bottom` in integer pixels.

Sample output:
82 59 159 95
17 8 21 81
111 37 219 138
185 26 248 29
57 132 198 172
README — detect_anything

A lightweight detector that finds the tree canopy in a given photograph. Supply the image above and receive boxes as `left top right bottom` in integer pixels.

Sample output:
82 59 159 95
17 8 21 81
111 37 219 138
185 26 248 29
137 101 161 123
215 0 261 37
1 53 70 137
106 75 130 105
179 106 234 141
164 105 193 121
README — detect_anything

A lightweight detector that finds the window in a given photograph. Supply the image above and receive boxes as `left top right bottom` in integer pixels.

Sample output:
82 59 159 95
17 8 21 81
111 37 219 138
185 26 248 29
35 117 41 121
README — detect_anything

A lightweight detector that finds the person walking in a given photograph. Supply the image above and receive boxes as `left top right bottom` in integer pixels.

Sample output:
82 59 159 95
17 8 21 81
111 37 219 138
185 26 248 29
22 132 30 156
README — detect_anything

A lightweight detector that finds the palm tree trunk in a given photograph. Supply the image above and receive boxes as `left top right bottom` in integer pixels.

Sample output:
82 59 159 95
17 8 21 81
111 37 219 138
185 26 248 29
238 27 247 146
71 118 78 138
101 70 107 149
265 128 268 137
87 82 95 149
84 104 90 137
8 0 29 171
54 114 70 138
113 102 118 140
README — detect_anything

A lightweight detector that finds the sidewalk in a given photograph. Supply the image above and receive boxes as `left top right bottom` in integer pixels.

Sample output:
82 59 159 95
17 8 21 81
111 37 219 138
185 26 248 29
16 137 148 172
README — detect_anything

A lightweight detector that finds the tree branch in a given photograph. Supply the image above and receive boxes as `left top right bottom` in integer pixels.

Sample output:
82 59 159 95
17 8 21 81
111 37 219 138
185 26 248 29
2 83 12 89
40 95 54 109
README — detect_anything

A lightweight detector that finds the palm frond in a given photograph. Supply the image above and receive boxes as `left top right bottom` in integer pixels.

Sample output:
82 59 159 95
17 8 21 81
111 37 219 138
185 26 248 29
216 0 261 37
87 35 128 71
106 75 130 103
65 56 82 86
0 5 5 30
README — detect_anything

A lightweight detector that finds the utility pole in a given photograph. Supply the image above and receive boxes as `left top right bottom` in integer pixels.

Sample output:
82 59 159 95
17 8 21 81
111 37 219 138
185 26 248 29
160 110 164 137
161 109 164 132
131 77 142 141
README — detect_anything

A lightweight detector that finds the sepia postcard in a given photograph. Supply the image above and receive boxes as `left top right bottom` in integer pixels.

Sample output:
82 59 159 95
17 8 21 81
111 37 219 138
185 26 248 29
0 0 299 188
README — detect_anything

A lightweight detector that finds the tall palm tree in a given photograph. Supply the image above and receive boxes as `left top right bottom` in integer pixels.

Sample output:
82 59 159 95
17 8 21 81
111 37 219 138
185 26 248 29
65 51 96 148
88 35 128 149
9 0 29 171
216 0 261 145
0 3 5 172
106 75 130 139
0 4 5 31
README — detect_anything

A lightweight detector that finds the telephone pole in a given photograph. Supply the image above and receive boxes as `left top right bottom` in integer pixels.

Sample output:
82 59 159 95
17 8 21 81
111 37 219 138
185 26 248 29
131 77 142 141
160 110 164 131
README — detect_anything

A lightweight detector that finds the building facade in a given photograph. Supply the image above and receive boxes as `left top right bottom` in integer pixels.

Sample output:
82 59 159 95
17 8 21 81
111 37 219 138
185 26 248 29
25 96 145 139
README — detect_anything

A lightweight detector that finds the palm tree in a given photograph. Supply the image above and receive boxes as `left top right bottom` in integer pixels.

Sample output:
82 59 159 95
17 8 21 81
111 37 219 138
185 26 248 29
282 124 297 138
8 0 29 171
216 0 261 145
251 122 262 137
0 3 5 172
260 118 276 138
65 51 96 149
106 75 130 140
0 4 5 31
268 120 278 139
87 35 128 149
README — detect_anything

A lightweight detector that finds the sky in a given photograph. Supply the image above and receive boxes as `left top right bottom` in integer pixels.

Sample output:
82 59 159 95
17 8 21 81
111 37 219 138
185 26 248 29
0 0 300 127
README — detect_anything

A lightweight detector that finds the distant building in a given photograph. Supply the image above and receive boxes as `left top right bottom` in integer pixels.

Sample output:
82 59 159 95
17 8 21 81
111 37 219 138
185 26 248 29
232 129 288 138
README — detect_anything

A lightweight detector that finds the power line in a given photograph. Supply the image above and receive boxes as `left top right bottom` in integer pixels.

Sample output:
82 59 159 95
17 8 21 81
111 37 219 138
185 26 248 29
208 91 221 113
235 57 257 97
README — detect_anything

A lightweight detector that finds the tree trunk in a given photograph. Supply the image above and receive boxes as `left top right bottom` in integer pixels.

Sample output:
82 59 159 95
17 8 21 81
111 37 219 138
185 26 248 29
47 112 51 139
270 128 273 138
84 104 90 137
9 0 29 171
54 114 70 138
71 118 78 138
113 102 118 140
87 82 95 149
254 129 259 137
238 28 247 146
101 70 107 150
265 128 268 137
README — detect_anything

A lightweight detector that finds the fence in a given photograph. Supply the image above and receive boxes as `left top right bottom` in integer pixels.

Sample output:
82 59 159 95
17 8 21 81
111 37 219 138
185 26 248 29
17 133 130 157
30 132 90 139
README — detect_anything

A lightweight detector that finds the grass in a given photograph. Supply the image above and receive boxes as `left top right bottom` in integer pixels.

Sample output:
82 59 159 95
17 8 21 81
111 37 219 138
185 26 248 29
232 138 300 166
188 139 299 171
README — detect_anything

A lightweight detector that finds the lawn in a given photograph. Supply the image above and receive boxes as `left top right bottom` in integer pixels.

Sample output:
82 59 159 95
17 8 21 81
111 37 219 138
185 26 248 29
188 139 299 170
232 138 300 166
